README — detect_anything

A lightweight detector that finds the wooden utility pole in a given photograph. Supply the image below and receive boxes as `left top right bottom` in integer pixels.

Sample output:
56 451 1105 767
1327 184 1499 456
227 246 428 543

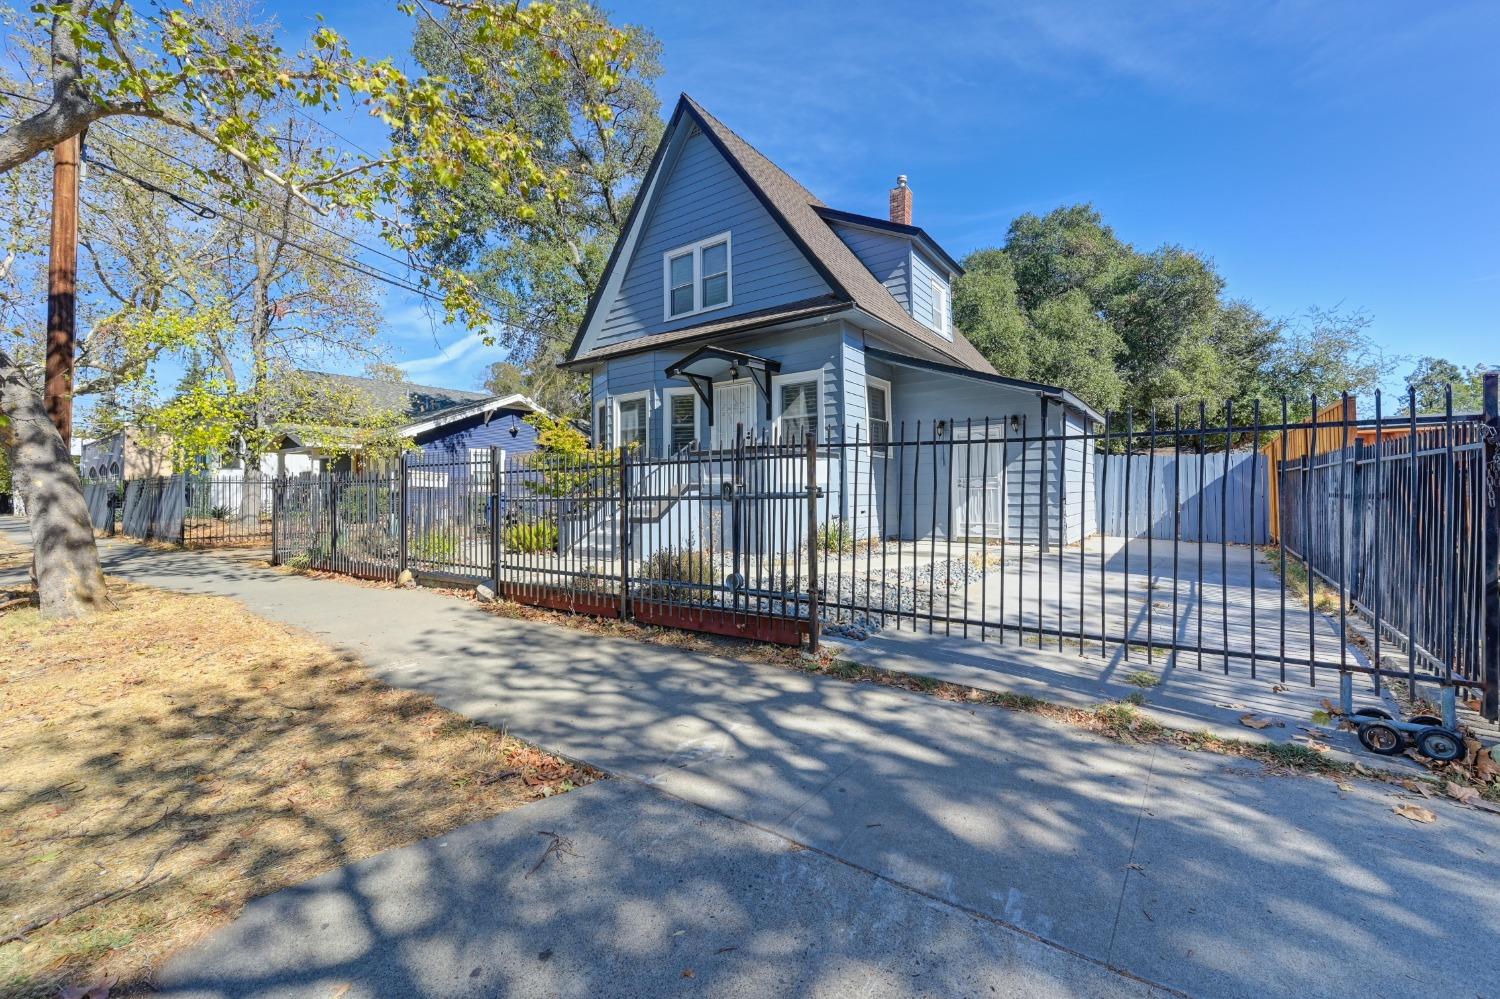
44 130 82 449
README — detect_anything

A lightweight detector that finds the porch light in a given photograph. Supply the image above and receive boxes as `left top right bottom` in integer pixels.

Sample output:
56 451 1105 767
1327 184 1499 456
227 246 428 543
1009 415 1021 432
509 414 520 438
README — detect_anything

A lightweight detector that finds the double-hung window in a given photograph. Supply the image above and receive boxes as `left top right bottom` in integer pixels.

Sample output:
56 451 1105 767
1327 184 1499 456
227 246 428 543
777 375 819 443
929 278 949 335
614 394 648 452
663 232 732 320
666 390 698 454
865 377 891 450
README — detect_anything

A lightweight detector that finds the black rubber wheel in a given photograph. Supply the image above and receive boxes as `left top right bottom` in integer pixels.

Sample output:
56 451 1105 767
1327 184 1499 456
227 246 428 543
1409 714 1444 727
1353 707 1393 721
1416 728 1465 762
1358 722 1404 756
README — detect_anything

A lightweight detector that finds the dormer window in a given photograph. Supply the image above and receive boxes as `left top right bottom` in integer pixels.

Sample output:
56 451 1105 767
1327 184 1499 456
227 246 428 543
928 277 949 336
663 232 732 320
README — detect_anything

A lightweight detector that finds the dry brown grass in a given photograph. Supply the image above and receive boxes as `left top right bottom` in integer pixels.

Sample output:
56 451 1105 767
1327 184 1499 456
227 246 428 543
0 570 598 998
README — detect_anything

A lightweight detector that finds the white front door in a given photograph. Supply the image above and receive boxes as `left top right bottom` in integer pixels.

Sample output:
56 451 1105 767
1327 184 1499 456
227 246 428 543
712 380 758 449
952 436 1006 538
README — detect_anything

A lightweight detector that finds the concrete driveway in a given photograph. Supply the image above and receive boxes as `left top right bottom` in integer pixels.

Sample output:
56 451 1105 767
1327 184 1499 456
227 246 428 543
5 520 1497 998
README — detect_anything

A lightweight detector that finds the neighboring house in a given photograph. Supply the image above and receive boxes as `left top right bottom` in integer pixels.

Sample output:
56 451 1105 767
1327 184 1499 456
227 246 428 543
79 431 174 480
562 94 1099 544
269 371 547 474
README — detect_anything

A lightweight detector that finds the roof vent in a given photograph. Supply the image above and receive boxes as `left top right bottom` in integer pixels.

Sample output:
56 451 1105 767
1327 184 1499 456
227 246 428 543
889 175 912 226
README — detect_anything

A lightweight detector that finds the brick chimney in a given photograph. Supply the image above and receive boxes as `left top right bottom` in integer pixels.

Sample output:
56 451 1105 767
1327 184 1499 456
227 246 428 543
888 175 912 225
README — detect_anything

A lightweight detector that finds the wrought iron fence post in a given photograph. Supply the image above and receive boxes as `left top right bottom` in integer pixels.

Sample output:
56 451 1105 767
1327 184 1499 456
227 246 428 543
806 429 821 653
1483 371 1499 721
397 451 409 575
490 446 502 594
618 446 631 621
270 476 281 566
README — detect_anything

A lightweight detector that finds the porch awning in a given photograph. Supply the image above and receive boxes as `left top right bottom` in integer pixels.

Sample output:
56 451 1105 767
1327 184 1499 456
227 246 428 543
664 345 781 424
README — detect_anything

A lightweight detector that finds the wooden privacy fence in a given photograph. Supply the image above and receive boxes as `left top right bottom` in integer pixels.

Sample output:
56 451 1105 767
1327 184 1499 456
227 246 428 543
1094 450 1269 543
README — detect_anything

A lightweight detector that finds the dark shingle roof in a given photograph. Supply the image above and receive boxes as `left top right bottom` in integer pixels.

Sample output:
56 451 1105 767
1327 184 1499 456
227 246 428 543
680 96 997 375
568 296 847 365
297 371 489 419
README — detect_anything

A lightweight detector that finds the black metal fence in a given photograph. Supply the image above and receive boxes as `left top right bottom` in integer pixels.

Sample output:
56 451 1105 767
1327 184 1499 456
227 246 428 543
261 386 1498 719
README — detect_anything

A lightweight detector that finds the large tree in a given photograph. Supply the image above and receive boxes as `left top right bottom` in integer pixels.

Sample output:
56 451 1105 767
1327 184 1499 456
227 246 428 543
407 0 664 383
953 203 1387 425
0 0 635 617
1404 355 1494 415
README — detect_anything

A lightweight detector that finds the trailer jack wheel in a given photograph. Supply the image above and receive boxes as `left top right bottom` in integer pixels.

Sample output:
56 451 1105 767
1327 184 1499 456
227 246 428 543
1357 722 1404 756
1416 728 1464 762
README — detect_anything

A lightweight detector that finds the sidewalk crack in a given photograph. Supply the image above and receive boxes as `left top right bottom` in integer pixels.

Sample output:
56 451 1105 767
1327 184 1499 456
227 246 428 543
1106 744 1159 967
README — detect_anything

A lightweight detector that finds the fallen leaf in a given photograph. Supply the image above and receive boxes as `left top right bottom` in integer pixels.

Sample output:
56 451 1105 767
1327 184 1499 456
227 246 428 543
1446 782 1482 807
1239 714 1272 730
681 969 696 979
1271 684 1288 694
1336 782 1354 793
1353 762 1371 777
1305 741 1332 753
329 987 351 999
1393 804 1436 823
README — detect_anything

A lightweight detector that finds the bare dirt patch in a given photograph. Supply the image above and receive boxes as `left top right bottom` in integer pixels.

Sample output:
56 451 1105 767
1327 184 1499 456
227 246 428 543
0 571 598 998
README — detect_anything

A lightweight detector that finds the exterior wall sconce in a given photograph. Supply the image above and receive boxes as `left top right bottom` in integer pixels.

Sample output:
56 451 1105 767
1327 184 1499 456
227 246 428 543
1009 415 1021 432
509 414 520 438
936 419 948 438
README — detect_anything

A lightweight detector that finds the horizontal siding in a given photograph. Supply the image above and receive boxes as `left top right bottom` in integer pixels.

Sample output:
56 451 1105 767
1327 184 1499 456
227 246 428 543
831 223 911 310
590 325 849 457
907 249 952 340
596 126 829 348
414 409 540 466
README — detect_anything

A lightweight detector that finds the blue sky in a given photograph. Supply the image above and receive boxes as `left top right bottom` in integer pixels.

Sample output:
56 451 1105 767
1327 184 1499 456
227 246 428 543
279 0 1499 391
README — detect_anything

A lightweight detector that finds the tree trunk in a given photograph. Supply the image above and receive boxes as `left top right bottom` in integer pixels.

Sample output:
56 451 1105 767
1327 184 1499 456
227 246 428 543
0 344 110 617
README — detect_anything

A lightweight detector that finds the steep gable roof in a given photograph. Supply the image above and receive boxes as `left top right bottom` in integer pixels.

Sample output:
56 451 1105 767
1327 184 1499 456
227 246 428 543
565 95 997 375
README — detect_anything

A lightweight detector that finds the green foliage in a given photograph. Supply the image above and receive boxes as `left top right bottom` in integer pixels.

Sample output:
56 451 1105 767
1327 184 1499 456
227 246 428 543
954 204 1392 421
1404 356 1494 415
1123 671 1160 688
209 504 231 521
406 0 664 363
409 530 460 563
521 411 619 498
637 548 715 600
502 519 559 554
817 518 854 554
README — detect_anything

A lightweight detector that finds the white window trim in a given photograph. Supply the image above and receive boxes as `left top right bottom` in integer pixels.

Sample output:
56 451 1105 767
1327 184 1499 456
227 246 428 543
594 399 609 448
662 386 702 456
771 368 825 444
612 390 651 451
928 277 950 338
864 375 892 447
661 231 733 321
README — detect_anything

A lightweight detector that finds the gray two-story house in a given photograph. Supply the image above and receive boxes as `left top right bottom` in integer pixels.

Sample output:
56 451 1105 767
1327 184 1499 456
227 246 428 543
563 94 1098 545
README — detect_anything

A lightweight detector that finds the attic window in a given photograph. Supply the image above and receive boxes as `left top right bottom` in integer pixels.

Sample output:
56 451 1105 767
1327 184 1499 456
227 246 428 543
663 232 732 320
928 278 950 337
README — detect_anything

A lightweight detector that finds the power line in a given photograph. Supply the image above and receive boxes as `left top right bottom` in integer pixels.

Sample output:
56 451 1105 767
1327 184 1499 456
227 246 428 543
0 87 516 320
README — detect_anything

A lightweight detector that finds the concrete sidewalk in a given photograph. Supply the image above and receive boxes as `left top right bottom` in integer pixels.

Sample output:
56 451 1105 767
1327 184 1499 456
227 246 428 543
835 629 1420 773
6 520 1499 998
156 780 1161 999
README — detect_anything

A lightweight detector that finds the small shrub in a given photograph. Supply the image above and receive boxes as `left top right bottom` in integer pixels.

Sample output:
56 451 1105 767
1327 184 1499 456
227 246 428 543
637 548 715 600
503 520 559 554
818 518 854 554
1123 671 1160 688
410 530 460 563
210 504 231 521
1123 690 1147 705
